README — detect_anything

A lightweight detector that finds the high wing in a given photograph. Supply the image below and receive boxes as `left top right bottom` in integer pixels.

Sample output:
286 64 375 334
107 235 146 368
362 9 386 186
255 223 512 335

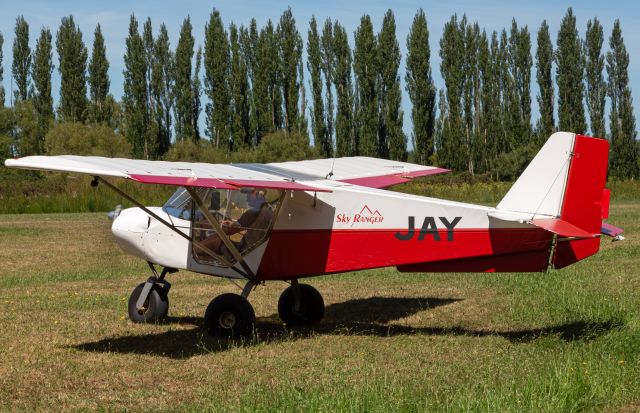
245 157 449 189
4 155 331 192
4 155 448 190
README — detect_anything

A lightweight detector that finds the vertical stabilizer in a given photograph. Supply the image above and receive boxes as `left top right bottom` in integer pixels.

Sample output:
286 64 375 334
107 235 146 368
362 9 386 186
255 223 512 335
497 132 575 218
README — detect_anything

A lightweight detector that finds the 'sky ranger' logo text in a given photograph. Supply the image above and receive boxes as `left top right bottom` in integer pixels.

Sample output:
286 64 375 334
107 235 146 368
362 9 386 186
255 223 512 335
395 216 462 241
336 205 384 224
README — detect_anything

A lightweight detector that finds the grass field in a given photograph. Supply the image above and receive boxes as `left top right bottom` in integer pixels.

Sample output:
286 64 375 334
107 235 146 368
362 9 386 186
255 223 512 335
0 201 638 412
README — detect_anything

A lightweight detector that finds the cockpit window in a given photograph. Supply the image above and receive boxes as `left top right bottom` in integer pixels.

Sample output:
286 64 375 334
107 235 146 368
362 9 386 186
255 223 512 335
162 187 193 220
191 188 283 266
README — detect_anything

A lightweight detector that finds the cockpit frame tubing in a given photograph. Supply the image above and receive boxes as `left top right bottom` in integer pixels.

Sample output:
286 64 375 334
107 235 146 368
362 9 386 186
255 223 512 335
95 176 249 278
185 187 257 282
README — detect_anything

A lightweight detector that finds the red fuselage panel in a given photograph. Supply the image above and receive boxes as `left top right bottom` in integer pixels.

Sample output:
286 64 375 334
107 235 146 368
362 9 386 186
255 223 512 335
256 228 555 280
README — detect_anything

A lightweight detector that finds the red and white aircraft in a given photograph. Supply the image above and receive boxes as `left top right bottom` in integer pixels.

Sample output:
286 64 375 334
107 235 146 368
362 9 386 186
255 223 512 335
4 132 623 338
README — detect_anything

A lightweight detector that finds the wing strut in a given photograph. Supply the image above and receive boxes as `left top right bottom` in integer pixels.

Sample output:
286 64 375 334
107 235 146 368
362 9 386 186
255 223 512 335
95 177 249 278
185 187 257 282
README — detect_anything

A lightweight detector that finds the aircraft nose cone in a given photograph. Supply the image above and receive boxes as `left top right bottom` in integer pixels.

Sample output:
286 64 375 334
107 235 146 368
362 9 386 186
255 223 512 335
111 207 149 259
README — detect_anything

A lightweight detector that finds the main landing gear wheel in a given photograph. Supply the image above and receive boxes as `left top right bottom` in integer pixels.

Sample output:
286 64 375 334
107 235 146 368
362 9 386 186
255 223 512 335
204 293 256 339
278 283 324 326
128 283 169 323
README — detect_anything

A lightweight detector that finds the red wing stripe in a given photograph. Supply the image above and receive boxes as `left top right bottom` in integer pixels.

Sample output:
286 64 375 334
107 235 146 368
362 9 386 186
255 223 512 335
338 167 450 189
129 174 238 189
129 175 332 192
401 167 451 178
222 179 332 192
339 175 411 188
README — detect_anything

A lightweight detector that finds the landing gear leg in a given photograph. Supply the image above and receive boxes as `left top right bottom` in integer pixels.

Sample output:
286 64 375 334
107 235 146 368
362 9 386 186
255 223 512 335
278 280 324 326
127 263 176 323
203 280 257 339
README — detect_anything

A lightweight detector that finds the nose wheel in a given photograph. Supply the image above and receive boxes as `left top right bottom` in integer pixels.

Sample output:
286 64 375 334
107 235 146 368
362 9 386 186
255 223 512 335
127 263 175 323
127 282 169 323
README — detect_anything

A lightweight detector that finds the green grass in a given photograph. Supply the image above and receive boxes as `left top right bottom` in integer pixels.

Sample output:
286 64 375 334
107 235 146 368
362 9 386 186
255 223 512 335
0 202 638 412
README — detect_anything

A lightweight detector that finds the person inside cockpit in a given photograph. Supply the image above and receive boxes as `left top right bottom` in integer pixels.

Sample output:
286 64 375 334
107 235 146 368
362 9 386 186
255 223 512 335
200 187 273 255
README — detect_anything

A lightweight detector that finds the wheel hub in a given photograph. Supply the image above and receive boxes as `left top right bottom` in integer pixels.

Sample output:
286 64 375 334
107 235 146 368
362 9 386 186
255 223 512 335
219 311 236 329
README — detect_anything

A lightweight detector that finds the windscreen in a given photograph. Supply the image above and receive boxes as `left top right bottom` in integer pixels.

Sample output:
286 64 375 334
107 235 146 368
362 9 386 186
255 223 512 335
162 187 192 220
191 188 283 266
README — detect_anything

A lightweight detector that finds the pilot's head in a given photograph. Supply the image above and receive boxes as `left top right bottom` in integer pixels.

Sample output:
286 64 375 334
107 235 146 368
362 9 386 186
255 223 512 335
241 187 266 208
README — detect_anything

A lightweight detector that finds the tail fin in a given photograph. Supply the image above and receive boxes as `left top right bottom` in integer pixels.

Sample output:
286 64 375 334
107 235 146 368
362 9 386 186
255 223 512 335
497 132 610 268
497 132 609 230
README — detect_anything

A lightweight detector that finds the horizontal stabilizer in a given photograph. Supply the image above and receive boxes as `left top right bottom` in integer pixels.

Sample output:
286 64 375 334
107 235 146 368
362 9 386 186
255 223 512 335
601 222 624 238
528 218 598 238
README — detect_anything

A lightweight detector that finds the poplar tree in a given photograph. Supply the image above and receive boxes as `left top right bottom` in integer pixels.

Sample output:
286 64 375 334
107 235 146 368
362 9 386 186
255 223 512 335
88 24 111 124
229 24 251 147
204 9 230 147
253 21 273 139
151 24 173 156
406 9 436 165
32 28 54 151
12 16 31 103
0 33 4 107
174 17 195 141
434 89 446 155
607 20 639 178
490 32 505 162
277 8 303 132
264 20 283 132
192 46 202 141
535 20 555 141
240 24 258 145
439 15 465 170
377 10 405 160
56 15 88 122
556 8 586 134
320 19 335 155
123 15 150 158
585 17 606 138
307 16 328 156
333 22 354 157
471 23 484 172
142 18 156 145
497 29 513 152
353 15 378 157
478 30 500 173
461 17 479 173
509 20 532 143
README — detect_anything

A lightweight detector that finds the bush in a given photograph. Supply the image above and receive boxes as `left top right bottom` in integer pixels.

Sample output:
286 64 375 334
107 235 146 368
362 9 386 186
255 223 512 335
494 143 539 181
163 139 234 163
255 130 319 163
45 122 132 157
165 131 318 164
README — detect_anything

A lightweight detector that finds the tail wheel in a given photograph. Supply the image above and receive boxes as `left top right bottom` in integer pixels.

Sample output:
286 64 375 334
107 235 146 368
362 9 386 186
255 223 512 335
278 283 324 326
204 293 255 339
128 283 169 323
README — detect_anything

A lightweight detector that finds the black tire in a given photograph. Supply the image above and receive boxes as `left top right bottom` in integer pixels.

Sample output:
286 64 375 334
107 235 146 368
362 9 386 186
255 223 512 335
278 283 324 326
128 282 169 323
204 293 255 339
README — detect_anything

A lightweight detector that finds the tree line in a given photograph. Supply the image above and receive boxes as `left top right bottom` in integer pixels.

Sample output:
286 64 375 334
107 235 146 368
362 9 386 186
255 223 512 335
0 7 637 179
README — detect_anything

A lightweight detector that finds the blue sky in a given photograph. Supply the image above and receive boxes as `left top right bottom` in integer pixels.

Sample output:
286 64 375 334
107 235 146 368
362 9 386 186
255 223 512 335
1 0 639 145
